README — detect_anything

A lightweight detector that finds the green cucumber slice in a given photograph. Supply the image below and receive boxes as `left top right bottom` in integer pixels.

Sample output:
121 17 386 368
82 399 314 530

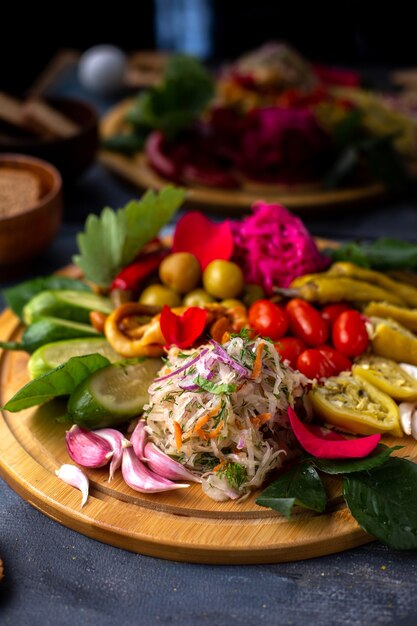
68 358 162 428
22 317 101 353
28 337 121 379
23 290 113 324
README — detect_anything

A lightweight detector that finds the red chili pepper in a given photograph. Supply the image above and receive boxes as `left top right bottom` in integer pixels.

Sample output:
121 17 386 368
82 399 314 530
160 305 208 349
111 249 169 293
287 406 381 459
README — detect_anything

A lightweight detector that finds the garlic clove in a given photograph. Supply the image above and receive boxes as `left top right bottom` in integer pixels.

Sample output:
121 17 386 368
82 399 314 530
122 448 189 493
130 419 148 460
399 402 415 436
94 428 131 482
144 442 201 483
66 425 113 468
55 464 89 507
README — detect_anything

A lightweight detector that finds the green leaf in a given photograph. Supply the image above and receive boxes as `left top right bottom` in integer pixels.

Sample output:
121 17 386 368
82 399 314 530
313 444 402 475
101 133 147 155
73 186 185 287
121 187 186 266
2 354 110 412
3 277 91 321
256 462 327 519
126 54 214 138
193 375 237 395
327 238 417 271
343 457 417 549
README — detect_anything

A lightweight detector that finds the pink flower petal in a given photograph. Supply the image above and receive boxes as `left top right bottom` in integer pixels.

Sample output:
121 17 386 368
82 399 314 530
172 212 234 270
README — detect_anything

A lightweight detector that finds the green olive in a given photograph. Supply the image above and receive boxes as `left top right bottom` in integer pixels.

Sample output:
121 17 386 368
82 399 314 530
183 289 215 307
139 285 181 307
159 252 201 294
243 283 265 307
221 299 245 309
203 260 244 300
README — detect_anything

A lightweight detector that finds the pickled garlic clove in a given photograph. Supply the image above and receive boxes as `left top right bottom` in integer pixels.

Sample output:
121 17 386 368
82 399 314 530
399 402 415 436
144 442 201 483
130 419 148 460
55 464 89 507
121 448 189 493
66 425 113 468
94 428 131 482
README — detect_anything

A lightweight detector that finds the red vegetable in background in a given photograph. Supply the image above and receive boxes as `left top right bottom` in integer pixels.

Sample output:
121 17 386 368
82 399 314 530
332 310 369 357
145 131 182 181
160 305 207 349
274 337 306 369
286 298 328 346
287 406 381 459
297 347 351 380
111 249 169 293
173 212 234 270
321 303 351 328
248 299 289 340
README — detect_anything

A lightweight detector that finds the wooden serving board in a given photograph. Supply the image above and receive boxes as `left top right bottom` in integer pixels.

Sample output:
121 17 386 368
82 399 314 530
0 278 415 564
99 99 386 216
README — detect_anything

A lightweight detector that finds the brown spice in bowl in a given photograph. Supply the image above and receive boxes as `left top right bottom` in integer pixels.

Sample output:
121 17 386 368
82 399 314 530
0 167 40 217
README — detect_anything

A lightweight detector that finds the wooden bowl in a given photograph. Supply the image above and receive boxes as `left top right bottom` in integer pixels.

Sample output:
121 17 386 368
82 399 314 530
0 154 63 278
0 97 98 180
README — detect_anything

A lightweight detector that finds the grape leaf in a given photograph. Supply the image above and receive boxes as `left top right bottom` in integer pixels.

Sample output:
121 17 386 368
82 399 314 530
2 354 110 412
256 462 327 519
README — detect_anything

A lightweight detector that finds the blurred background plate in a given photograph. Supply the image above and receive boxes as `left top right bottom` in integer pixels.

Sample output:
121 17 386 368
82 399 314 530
99 98 387 215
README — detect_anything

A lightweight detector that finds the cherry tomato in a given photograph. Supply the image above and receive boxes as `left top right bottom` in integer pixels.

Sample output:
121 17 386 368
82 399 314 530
274 337 306 368
248 299 289 340
321 303 351 328
296 346 351 380
332 310 369 357
317 346 352 373
286 298 328 347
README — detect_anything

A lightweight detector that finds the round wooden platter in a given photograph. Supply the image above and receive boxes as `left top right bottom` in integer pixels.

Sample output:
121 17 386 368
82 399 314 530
99 99 386 215
0 286 414 564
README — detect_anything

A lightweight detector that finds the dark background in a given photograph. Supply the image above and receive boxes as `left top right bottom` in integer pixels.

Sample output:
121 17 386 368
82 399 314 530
2 0 417 94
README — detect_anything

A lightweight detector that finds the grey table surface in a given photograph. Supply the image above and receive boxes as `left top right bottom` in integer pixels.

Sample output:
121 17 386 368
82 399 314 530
2 67 417 626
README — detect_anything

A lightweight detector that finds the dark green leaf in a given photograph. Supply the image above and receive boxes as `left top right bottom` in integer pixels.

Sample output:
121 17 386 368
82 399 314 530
343 457 417 549
3 277 91 321
332 109 363 147
361 135 409 192
101 133 147 155
2 354 110 412
193 375 237 395
126 54 214 138
313 444 402 475
327 238 417 271
256 462 327 519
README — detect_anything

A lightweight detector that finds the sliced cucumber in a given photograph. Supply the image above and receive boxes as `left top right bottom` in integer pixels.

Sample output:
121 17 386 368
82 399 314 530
28 337 121 379
23 290 113 324
68 358 162 428
22 317 101 353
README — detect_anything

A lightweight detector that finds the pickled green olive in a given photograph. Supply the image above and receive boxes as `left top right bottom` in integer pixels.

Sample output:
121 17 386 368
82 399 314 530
183 289 215 307
139 285 181 307
202 260 244 299
159 252 201 294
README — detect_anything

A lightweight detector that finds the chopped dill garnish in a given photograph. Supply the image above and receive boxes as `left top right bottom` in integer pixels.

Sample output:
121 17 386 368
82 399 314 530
219 463 248 489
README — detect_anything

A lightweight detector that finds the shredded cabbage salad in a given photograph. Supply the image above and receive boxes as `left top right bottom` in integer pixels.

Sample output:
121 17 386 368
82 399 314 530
143 334 308 501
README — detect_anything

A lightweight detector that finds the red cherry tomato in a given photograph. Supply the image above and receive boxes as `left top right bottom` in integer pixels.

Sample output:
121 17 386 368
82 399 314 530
274 337 306 368
248 299 289 340
332 310 369 357
321 303 351 328
317 346 352 373
286 298 328 347
296 346 351 380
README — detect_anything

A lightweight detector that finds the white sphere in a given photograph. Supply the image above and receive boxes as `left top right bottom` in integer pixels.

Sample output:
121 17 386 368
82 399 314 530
78 45 127 96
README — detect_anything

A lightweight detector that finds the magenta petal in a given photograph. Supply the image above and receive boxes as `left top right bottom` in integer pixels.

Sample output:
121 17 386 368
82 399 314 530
288 406 381 459
172 212 234 270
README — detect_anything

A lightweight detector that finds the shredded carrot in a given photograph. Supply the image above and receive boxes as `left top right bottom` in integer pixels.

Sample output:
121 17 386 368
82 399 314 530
173 421 183 451
221 331 231 344
208 420 225 439
251 342 265 379
250 412 272 429
213 460 226 472
193 404 221 433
